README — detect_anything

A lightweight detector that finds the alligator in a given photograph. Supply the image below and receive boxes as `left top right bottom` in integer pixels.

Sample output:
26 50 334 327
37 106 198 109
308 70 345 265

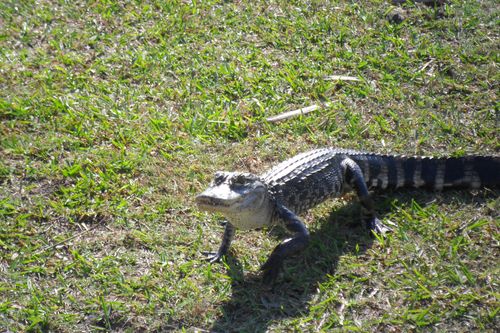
196 148 499 283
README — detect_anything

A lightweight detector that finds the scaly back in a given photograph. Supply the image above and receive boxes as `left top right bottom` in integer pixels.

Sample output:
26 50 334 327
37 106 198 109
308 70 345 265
261 148 499 214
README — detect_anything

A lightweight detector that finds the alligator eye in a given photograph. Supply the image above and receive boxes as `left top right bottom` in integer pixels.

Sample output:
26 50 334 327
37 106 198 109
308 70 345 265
232 175 247 186
213 172 226 185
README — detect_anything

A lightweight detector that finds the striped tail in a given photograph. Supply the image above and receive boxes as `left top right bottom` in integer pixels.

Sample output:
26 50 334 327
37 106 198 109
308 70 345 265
351 154 500 191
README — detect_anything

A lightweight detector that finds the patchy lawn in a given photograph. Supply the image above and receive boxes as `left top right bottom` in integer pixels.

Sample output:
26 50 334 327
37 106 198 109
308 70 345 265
1 0 498 331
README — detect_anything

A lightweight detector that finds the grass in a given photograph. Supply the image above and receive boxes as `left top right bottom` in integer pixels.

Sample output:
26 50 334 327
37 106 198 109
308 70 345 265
0 0 498 331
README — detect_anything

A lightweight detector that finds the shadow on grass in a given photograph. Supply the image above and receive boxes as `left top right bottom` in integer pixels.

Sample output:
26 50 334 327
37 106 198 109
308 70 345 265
209 202 375 332
208 188 498 332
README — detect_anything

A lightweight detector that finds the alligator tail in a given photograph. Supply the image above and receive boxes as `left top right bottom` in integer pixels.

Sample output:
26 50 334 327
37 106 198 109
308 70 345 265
351 154 500 191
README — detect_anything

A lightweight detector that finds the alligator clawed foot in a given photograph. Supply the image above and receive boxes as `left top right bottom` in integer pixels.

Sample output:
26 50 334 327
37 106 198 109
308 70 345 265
201 251 223 263
261 266 281 286
260 257 283 285
368 218 392 236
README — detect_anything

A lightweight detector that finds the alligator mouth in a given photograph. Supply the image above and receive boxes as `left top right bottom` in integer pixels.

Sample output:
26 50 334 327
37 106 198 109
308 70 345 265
195 195 233 209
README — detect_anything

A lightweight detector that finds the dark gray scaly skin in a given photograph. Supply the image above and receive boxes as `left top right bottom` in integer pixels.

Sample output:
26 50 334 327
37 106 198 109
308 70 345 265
196 148 500 284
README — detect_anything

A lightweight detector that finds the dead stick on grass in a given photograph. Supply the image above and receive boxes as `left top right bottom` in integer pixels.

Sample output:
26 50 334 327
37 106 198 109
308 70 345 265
418 59 434 73
266 102 331 123
324 75 360 81
266 74 360 123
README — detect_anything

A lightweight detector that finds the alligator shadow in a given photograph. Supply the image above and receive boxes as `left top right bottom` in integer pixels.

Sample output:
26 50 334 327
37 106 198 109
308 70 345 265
209 201 375 333
209 188 498 332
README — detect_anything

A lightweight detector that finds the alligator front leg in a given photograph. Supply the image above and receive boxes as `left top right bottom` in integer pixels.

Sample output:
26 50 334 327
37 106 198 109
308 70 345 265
203 222 235 263
341 158 392 234
261 205 310 284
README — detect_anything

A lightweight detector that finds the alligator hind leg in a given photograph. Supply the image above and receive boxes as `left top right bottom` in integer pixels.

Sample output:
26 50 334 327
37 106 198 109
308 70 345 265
261 205 310 284
202 222 235 263
341 158 392 235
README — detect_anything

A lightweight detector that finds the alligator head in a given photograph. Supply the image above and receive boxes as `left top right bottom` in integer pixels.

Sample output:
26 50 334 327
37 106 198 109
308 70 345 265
196 171 273 230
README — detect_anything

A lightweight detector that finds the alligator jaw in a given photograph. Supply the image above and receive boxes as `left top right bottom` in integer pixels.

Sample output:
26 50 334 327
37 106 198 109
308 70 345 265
195 192 234 212
195 178 241 213
196 171 273 230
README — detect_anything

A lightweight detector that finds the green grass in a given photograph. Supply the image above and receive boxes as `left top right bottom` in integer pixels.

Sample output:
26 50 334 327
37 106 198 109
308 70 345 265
1 0 498 331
